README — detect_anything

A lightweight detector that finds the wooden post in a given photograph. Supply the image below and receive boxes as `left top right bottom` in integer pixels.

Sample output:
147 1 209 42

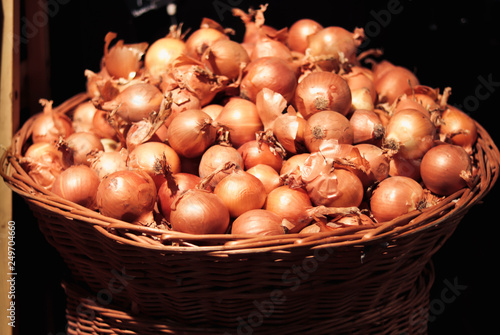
1 0 20 333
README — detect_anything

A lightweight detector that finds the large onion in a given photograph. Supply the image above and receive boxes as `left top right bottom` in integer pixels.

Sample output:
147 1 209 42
304 110 354 152
52 165 100 209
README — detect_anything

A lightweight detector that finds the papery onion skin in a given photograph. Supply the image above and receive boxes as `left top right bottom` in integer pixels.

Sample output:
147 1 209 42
198 144 244 188
32 109 74 144
92 109 118 140
22 142 64 189
216 97 263 148
52 165 100 210
287 18 324 54
246 164 283 194
304 110 354 153
165 109 217 158
169 189 230 234
280 153 310 176
370 176 424 223
294 71 352 118
96 169 157 225
264 185 312 233
185 27 229 60
231 209 285 235
355 143 390 187
384 108 436 160
214 170 267 218
63 132 105 167
240 57 298 104
420 144 472 196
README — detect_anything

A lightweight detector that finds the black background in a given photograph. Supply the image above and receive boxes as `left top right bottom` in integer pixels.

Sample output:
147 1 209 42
13 0 500 334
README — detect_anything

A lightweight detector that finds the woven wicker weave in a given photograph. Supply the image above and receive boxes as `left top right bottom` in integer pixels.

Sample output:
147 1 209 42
2 93 499 332
64 262 434 335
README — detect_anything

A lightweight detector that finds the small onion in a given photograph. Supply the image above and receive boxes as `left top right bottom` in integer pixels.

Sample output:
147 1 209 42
287 18 324 54
370 176 425 223
237 140 283 172
198 144 244 188
89 148 128 180
165 109 217 158
96 169 157 225
127 142 181 189
420 144 473 196
304 110 354 153
72 101 97 133
246 164 283 194
185 27 229 60
52 165 100 209
231 209 285 235
169 189 230 234
240 57 298 104
389 154 421 181
62 132 105 167
157 172 203 221
145 36 186 77
216 97 263 148
280 153 310 176
439 105 478 154
355 143 390 187
202 39 250 81
384 109 436 160
32 100 74 144
294 71 352 118
350 109 385 145
264 185 312 233
214 169 267 218
373 62 420 104
92 109 117 139
22 142 64 189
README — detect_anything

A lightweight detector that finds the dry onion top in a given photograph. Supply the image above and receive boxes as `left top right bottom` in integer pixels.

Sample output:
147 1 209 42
21 4 482 238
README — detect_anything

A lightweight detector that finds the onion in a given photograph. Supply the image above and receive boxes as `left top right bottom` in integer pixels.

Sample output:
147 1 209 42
306 26 365 71
304 110 354 153
72 101 97 133
202 104 224 120
280 153 310 176
342 66 377 103
60 132 104 167
103 32 148 81
185 27 229 60
370 176 425 223
264 185 312 233
237 140 283 172
169 189 230 234
163 87 202 127
198 144 244 188
214 169 267 218
420 144 473 196
294 71 352 118
287 18 323 54
231 209 285 235
349 109 385 145
96 169 157 225
92 109 117 139
157 172 203 221
438 105 477 154
216 97 263 148
202 39 250 81
373 62 420 104
240 57 298 104
145 36 186 77
384 108 436 160
355 143 390 187
255 88 288 131
272 113 308 155
393 94 431 117
22 142 64 189
32 99 74 144
389 154 421 181
232 4 278 48
52 165 100 209
127 142 181 189
250 37 293 62
165 109 217 158
246 164 283 194
102 82 164 123
89 148 128 180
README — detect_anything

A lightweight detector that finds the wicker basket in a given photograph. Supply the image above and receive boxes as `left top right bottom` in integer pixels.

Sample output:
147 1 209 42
64 262 434 335
2 93 500 332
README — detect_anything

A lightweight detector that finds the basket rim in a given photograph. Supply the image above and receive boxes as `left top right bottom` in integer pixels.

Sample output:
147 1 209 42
2 93 500 254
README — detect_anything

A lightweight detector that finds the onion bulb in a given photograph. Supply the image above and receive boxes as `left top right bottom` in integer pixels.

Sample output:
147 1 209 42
370 176 425 223
22 142 64 189
60 132 104 167
72 101 97 133
52 165 100 209
89 148 128 180
438 105 478 154
202 39 250 81
32 100 74 144
198 144 244 188
304 110 354 153
157 172 203 221
287 18 324 54
237 140 284 172
231 209 285 235
294 71 352 118
165 109 217 158
214 169 267 218
145 36 186 77
96 169 157 225
420 144 473 196
246 164 283 194
169 189 230 234
103 32 148 81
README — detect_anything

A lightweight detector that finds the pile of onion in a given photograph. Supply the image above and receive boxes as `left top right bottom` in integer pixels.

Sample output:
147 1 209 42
21 6 483 239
